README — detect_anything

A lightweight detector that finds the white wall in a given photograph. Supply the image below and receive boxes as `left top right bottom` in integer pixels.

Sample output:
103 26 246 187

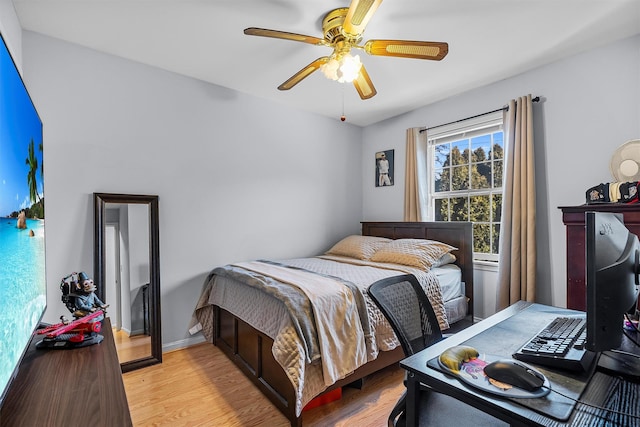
362 35 640 315
21 31 364 350
0 0 21 70
128 203 150 335
128 204 150 292
473 263 500 320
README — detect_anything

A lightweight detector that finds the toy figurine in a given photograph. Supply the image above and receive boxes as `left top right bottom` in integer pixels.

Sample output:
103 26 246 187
37 272 109 349
73 271 109 320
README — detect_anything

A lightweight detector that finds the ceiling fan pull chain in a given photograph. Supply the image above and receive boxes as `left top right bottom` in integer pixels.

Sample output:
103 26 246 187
341 86 347 122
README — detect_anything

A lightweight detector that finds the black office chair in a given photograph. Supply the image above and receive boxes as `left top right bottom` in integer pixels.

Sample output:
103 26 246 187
368 274 508 427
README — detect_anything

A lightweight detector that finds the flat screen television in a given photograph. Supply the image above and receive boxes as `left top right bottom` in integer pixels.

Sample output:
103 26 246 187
0 32 46 407
585 211 640 380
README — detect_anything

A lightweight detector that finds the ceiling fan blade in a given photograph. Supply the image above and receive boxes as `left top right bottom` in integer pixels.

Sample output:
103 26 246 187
364 39 449 60
353 64 377 99
343 0 383 38
244 27 325 45
278 57 329 91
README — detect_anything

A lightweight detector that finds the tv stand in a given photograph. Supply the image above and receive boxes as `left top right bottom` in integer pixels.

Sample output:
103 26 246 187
0 318 132 426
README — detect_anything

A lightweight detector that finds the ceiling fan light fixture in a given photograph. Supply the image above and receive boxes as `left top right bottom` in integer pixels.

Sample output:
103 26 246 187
244 0 447 99
320 53 362 83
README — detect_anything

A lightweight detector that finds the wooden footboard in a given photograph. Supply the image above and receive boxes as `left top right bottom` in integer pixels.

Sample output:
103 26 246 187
214 306 298 424
213 305 403 427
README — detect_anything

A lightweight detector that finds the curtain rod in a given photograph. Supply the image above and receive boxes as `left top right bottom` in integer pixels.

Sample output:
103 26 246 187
419 96 540 133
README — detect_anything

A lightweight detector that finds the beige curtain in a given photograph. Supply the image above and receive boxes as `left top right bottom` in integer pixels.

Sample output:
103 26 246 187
404 127 427 221
497 94 536 310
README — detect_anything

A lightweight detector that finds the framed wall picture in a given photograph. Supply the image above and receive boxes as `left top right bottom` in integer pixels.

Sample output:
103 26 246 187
375 149 394 187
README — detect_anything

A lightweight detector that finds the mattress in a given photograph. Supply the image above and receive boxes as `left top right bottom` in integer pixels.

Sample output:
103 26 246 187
430 264 468 325
432 264 464 302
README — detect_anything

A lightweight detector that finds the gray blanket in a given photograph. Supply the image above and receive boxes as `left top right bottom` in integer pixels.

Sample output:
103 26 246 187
210 259 372 364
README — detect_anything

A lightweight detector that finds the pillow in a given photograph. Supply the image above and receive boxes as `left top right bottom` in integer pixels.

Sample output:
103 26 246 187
432 252 457 268
370 238 457 270
325 235 391 260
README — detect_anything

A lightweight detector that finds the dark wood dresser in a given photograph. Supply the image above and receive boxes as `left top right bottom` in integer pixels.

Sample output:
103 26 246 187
560 204 640 311
0 318 132 426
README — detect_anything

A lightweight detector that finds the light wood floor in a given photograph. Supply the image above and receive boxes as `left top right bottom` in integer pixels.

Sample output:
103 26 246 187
122 342 405 426
113 329 152 362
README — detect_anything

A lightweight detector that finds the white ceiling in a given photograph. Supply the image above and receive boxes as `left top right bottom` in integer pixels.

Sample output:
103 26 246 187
12 0 640 127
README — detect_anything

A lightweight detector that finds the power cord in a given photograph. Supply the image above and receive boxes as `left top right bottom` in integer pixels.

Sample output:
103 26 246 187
542 384 640 421
623 330 640 347
552 318 639 421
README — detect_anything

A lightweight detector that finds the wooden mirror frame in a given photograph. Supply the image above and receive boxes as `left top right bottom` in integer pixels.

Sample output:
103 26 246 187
94 193 162 372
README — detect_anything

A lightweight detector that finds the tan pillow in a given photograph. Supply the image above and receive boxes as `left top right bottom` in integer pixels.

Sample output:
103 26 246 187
325 235 392 260
370 238 457 270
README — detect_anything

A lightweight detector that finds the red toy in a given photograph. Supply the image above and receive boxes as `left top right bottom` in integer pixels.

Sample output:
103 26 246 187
36 310 105 349
35 272 108 349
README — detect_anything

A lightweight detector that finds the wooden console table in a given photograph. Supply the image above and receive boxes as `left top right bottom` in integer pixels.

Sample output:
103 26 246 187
0 318 132 426
560 203 640 311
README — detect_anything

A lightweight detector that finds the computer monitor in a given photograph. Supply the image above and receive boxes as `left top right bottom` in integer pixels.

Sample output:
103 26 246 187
585 211 640 379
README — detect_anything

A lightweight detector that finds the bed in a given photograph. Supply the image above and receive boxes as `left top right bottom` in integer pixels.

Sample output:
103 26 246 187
193 221 473 426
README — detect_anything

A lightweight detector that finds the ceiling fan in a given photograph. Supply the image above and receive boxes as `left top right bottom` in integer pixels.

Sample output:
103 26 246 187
244 0 448 100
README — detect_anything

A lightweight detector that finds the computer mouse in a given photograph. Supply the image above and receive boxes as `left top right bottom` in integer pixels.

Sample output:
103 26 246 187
483 359 545 391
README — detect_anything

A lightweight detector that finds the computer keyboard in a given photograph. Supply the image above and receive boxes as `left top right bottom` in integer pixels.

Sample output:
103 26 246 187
513 316 596 372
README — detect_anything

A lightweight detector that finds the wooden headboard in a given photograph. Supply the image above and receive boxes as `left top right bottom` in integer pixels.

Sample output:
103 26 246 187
362 221 474 320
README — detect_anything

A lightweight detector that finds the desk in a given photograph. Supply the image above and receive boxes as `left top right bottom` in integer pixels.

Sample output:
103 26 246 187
0 318 133 427
400 302 640 427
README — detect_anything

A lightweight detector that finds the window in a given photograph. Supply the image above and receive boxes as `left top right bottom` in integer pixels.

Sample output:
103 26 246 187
426 112 504 261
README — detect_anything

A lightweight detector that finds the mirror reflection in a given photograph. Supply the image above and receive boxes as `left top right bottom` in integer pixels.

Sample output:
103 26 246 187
105 202 151 363
94 193 161 372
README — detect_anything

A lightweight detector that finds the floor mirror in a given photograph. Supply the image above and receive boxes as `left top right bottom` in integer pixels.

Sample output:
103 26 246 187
94 193 162 372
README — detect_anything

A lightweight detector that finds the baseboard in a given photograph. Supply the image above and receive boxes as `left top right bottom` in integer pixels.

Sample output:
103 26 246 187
162 334 207 353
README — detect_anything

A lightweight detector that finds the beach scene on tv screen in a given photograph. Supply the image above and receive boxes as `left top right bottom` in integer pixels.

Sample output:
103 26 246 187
0 36 45 400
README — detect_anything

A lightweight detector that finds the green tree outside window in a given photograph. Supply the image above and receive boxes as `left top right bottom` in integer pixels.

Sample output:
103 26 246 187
430 129 504 260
